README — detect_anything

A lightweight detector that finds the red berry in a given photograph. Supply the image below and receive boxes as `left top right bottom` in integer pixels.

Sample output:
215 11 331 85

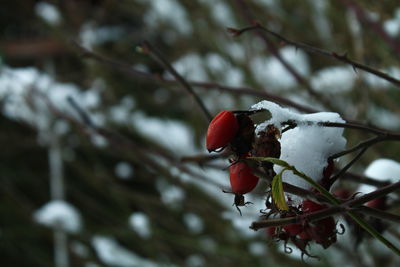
367 196 387 210
301 200 337 248
206 111 239 152
266 227 276 237
229 162 259 194
283 223 303 237
302 199 325 213
323 160 335 180
334 188 352 200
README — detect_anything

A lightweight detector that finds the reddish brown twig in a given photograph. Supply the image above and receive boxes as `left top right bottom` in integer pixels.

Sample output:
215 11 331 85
251 181 400 230
140 41 212 122
228 23 400 87
234 0 336 112
72 41 318 114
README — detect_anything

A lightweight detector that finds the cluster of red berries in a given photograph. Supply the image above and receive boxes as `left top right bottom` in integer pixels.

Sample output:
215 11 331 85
205 110 349 255
206 110 261 212
269 199 337 254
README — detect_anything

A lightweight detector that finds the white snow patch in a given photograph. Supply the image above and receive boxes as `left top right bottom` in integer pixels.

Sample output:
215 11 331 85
250 47 310 90
251 101 346 194
115 162 134 179
185 254 205 267
311 66 356 93
248 242 267 256
35 2 61 25
363 66 400 89
358 158 400 194
131 112 195 154
156 179 185 209
34 200 82 233
140 0 192 35
211 2 235 26
92 235 158 267
170 53 208 81
367 107 400 130
79 23 125 48
183 213 204 234
129 212 151 239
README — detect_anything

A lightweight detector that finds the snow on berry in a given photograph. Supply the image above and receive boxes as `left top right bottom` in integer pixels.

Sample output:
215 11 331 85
251 100 347 200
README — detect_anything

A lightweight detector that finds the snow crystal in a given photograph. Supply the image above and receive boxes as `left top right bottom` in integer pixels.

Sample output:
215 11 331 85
129 212 151 239
115 162 134 179
251 100 346 192
34 200 82 233
358 158 400 194
183 213 204 234
92 235 158 267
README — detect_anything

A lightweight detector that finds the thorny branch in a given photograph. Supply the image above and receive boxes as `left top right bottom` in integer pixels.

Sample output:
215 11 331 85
234 0 336 112
71 41 318 114
250 181 400 230
340 0 400 57
228 23 400 87
139 41 212 122
41 92 225 189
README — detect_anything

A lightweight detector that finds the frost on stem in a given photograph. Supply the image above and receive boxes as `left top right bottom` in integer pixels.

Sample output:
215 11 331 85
251 100 347 202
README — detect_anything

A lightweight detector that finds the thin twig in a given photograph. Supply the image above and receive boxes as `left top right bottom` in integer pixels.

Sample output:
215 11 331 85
71 41 318 114
44 94 225 189
329 136 386 160
140 41 212 122
329 146 368 185
234 0 337 112
341 0 400 56
229 23 400 87
251 181 400 230
342 172 390 187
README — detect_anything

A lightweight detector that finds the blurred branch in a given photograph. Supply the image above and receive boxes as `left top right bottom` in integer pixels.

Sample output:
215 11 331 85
342 172 390 187
228 23 400 87
71 41 318 114
42 92 225 189
234 0 336 112
341 0 400 56
139 41 212 123
329 146 368 186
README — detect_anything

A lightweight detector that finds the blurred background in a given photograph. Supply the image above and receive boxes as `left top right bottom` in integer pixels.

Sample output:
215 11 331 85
1 0 400 266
